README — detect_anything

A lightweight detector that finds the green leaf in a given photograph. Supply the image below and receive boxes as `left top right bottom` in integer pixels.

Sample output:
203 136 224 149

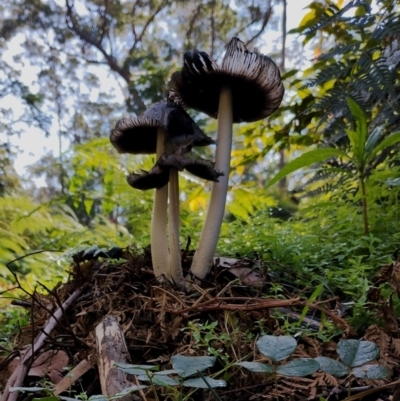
33 397 58 401
227 202 250 220
88 396 108 401
265 148 348 189
276 358 320 377
346 97 368 162
299 283 323 324
114 362 158 375
314 356 348 377
137 374 180 386
171 355 216 378
84 198 94 215
345 129 359 161
281 69 299 79
364 126 383 160
114 385 148 397
234 189 254 215
256 335 297 361
10 387 45 393
235 361 274 373
369 132 400 160
298 8 317 29
183 377 226 389
337 340 379 367
352 365 390 379
153 369 183 375
385 178 400 186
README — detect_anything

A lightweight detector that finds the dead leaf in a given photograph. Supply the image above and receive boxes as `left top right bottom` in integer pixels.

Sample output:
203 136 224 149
229 267 264 286
29 350 69 384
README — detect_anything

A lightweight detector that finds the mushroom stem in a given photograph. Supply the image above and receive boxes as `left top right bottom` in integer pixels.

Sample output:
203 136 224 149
190 86 233 280
168 168 184 288
151 127 169 281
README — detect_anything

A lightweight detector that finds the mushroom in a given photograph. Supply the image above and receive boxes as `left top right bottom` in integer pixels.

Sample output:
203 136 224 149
170 37 284 281
111 113 169 283
110 101 221 287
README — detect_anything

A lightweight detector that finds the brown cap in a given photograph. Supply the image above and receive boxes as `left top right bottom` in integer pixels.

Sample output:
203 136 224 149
169 37 284 123
110 102 214 155
158 153 223 182
126 165 169 190
127 154 222 190
110 115 161 154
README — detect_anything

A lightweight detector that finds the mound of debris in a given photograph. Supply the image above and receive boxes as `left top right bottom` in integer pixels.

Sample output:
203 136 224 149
1 247 399 401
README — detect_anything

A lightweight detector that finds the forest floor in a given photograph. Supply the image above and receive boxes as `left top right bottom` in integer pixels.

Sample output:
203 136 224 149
1 246 400 401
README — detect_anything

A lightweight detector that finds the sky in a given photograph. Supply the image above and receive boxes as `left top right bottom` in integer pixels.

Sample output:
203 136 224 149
0 0 311 187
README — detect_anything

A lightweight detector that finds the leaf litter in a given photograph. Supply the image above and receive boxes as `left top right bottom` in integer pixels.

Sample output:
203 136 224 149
0 247 399 400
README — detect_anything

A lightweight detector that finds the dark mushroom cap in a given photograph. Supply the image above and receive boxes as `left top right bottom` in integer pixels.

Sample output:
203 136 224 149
147 101 215 148
110 102 214 154
183 158 224 182
126 165 169 190
127 153 222 190
110 115 162 154
158 153 223 182
169 37 284 123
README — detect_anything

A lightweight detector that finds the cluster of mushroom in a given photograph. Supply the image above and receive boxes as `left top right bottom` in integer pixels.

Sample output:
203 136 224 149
110 37 284 290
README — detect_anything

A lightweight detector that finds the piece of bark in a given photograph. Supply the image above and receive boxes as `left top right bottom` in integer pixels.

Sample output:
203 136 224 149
95 315 138 401
54 358 93 395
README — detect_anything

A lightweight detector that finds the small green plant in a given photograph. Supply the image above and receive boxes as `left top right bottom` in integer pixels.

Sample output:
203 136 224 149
186 320 231 349
315 339 390 397
235 335 319 400
266 97 400 235
115 354 226 400
183 319 238 374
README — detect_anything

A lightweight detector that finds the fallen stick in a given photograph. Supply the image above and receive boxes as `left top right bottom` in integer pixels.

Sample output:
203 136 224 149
169 297 302 314
164 296 348 331
96 315 140 401
1 283 89 401
53 358 93 395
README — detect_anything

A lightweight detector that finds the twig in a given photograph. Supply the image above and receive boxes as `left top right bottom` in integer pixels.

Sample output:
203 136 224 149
245 8 273 46
6 253 70 331
134 375 148 401
169 297 302 314
151 286 186 307
54 358 93 395
219 381 271 395
36 281 88 348
1 283 89 401
10 299 32 308
337 377 400 401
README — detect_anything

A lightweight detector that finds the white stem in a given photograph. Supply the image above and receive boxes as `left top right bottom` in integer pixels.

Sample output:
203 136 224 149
190 86 233 280
168 168 183 288
151 127 169 281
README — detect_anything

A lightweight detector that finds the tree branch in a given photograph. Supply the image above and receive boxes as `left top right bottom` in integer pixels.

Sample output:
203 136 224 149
65 0 130 82
65 0 146 112
245 7 273 47
129 0 169 54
